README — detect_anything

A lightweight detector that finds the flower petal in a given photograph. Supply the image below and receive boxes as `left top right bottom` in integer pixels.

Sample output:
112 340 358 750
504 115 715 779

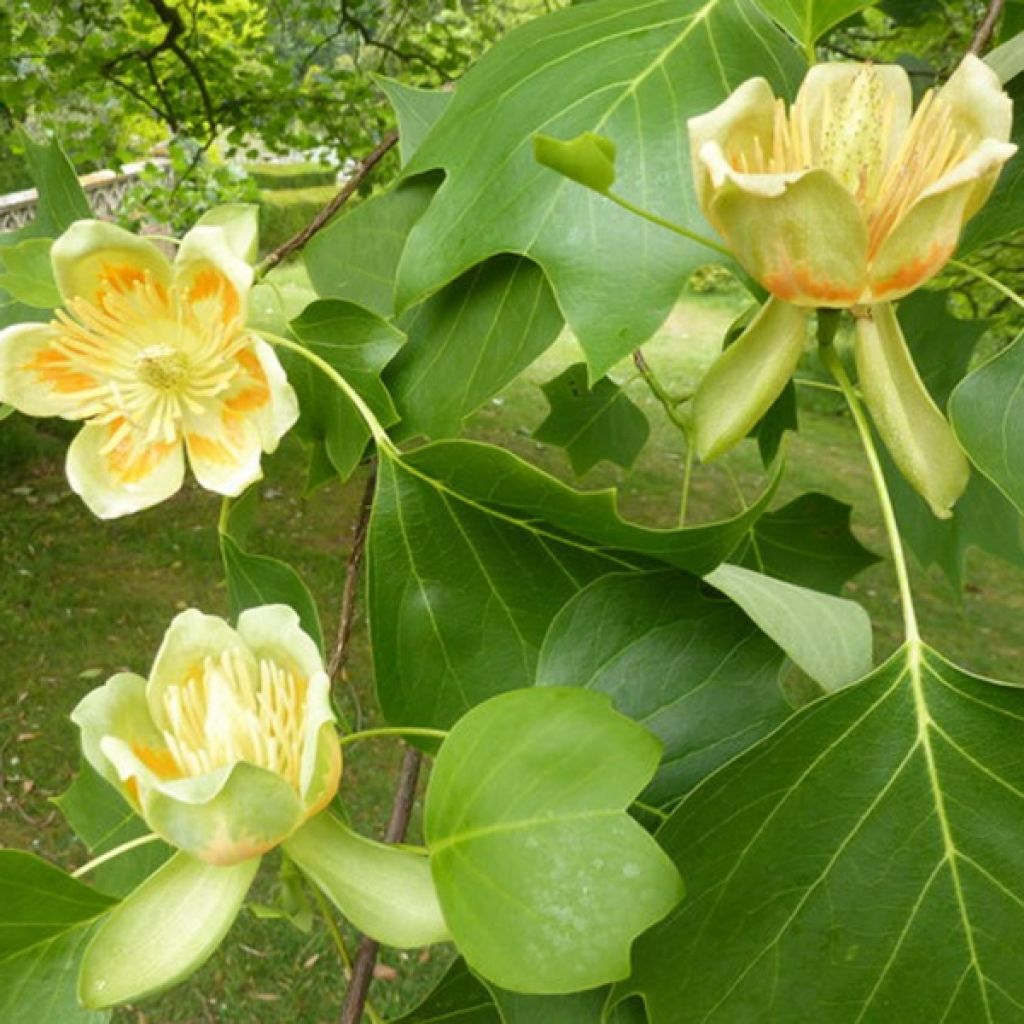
174 224 254 329
78 851 257 1009
702 151 868 306
50 220 171 308
938 54 1014 146
236 604 324 681
183 399 265 495
147 608 255 730
220 339 299 452
66 420 185 519
139 759 305 865
70 672 162 806
854 302 969 519
284 812 452 948
0 322 102 418
868 138 1017 301
795 63 912 168
687 77 778 213
693 297 807 460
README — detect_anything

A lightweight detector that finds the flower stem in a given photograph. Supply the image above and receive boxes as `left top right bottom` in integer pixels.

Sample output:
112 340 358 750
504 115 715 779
256 329 394 451
605 190 734 259
71 832 163 879
819 339 920 644
338 726 448 750
948 258 1024 312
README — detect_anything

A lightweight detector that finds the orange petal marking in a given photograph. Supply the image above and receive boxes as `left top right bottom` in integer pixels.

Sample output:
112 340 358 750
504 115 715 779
103 419 178 484
131 741 182 780
188 267 240 324
24 347 97 394
870 239 954 300
225 349 270 413
762 261 862 306
187 433 235 465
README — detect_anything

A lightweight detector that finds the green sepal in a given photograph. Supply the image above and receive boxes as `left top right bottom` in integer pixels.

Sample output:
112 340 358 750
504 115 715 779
532 131 617 193
854 302 969 519
78 851 258 1009
694 296 807 460
284 812 451 949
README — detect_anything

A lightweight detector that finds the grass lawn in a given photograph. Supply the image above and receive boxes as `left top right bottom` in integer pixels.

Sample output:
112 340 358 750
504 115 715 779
2 285 1022 1021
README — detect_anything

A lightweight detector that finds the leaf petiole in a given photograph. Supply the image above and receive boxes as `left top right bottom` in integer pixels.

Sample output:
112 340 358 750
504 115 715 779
948 257 1024 311
338 726 449 750
605 190 734 259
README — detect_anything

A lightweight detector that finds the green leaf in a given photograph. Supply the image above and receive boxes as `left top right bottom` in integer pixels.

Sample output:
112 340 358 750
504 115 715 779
0 238 61 309
1 129 91 328
304 184 565 441
488 982 646 1023
376 76 453 166
735 492 881 593
395 0 803 376
949 328 1024 517
0 850 113 1024
754 0 877 50
79 852 257 1010
390 958 501 1024
389 255 564 440
54 761 172 898
284 812 450 948
533 363 649 475
304 180 437 318
624 643 1024 1021
368 441 779 728
537 569 790 804
986 27 1024 83
218 485 324 653
425 687 683 994
532 131 617 192
287 299 404 481
706 563 872 690
368 448 627 729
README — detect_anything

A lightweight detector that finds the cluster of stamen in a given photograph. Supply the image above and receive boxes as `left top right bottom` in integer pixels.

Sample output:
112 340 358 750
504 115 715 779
160 649 309 791
730 67 974 255
48 271 248 445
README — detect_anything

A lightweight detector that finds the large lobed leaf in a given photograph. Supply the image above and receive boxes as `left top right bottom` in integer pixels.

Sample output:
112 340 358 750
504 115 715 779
394 0 803 376
624 643 1024 1022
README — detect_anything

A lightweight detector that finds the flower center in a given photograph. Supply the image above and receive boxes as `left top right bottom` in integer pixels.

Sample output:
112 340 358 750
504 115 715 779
730 66 974 255
159 649 309 790
136 346 190 390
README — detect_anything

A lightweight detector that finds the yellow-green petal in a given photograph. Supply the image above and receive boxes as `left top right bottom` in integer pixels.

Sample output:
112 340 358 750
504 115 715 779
285 812 452 948
868 138 1017 302
194 204 260 264
688 77 776 214
66 421 185 519
78 851 257 1009
0 322 99 419
135 759 306 865
938 54 1014 147
70 672 161 804
704 161 868 307
50 220 171 308
693 297 807 460
854 303 969 518
182 401 265 496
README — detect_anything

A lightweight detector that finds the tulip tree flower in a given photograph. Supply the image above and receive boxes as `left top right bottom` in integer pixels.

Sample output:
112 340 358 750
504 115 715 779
0 217 298 518
688 56 1016 517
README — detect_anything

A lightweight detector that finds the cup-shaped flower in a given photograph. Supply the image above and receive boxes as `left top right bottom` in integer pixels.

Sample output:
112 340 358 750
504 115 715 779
0 219 298 518
72 605 341 866
687 57 1015 517
689 56 1015 307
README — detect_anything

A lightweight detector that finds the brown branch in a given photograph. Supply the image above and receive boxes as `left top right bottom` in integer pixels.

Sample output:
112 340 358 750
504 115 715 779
969 0 1005 55
328 463 377 683
258 131 399 274
339 748 424 1024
